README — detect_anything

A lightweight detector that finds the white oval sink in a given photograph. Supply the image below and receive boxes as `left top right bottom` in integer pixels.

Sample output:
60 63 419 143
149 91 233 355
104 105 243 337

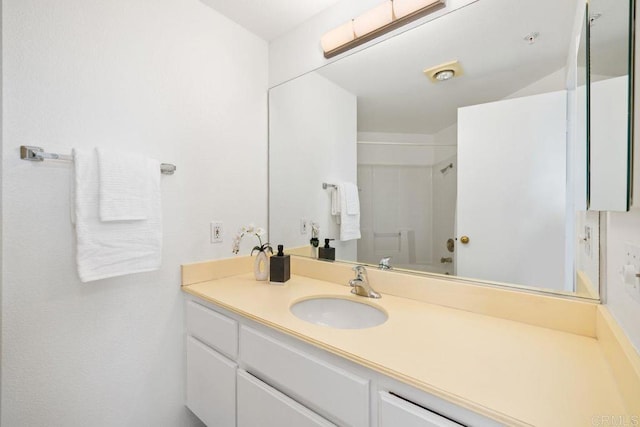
290 297 387 329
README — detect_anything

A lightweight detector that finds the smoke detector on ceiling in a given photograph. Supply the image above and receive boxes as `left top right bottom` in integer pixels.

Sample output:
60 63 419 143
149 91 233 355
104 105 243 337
523 31 540 44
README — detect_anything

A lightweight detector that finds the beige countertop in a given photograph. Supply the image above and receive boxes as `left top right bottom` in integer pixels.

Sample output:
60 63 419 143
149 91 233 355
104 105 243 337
182 268 633 427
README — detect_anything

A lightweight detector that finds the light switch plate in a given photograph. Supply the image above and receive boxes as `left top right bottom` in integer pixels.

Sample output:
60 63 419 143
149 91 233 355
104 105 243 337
623 243 640 302
584 226 592 256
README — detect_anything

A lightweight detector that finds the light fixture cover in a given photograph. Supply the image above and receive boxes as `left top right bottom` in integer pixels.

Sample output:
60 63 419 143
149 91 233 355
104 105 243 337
393 0 443 19
353 1 393 38
321 20 356 53
423 60 464 83
434 69 455 81
320 0 445 58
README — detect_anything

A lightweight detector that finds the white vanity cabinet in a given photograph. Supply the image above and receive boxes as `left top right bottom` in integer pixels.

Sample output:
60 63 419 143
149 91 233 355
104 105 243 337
237 370 336 427
184 296 500 427
379 392 463 427
185 301 238 427
240 325 370 427
186 336 237 426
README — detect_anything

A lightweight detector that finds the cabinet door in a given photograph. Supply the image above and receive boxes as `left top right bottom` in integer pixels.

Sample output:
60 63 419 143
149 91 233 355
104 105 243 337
186 300 238 359
186 336 237 427
379 392 464 427
237 370 335 427
240 326 369 427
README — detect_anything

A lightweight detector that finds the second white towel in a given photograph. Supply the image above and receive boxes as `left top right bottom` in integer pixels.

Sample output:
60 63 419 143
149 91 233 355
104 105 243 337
73 148 162 283
338 182 361 241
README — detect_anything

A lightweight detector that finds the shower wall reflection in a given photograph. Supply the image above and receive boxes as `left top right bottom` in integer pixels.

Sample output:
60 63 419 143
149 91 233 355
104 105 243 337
356 136 456 274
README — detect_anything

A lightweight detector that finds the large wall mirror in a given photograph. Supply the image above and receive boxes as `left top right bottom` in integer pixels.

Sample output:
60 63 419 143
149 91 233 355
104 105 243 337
269 0 635 299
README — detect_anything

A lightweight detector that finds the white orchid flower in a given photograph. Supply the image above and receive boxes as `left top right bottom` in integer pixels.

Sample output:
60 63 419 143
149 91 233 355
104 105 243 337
232 223 271 255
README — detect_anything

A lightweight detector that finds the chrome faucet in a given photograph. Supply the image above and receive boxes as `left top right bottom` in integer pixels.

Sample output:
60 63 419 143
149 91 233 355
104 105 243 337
349 265 381 299
378 256 392 270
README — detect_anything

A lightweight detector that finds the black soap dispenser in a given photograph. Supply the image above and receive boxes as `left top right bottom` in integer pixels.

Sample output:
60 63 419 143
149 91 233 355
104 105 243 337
269 244 290 283
318 238 335 261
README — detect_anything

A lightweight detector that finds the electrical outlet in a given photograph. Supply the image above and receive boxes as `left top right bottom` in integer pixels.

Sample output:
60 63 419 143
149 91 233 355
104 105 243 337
210 222 223 243
300 219 308 235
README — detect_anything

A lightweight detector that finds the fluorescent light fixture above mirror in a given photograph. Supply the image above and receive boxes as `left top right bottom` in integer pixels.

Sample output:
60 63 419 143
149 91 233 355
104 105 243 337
353 1 394 37
321 0 446 58
320 20 356 53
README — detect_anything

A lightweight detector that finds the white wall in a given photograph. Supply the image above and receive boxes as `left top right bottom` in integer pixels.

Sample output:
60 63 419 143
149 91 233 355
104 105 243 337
575 211 600 289
504 67 568 100
357 143 455 166
432 155 457 275
1 0 268 425
434 124 457 147
607 208 640 351
269 72 357 260
601 12 640 353
268 0 478 87
357 165 432 268
356 133 456 271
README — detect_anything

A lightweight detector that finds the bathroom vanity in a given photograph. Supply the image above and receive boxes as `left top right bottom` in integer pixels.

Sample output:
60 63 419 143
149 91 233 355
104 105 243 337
181 256 639 426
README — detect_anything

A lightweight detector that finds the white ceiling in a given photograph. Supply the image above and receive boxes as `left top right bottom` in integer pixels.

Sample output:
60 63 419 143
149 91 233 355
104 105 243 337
198 0 344 41
202 0 628 134
316 0 580 134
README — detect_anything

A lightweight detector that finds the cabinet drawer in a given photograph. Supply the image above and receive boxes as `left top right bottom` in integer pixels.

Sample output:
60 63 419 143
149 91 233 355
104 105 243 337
237 370 336 427
379 392 464 427
186 336 237 427
186 300 238 358
240 326 369 427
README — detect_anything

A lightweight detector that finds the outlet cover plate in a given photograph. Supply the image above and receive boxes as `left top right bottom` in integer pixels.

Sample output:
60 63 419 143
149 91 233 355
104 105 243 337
211 222 223 243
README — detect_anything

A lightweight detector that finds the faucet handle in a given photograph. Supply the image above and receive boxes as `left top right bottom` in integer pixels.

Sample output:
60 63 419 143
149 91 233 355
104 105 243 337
378 256 392 269
352 265 367 279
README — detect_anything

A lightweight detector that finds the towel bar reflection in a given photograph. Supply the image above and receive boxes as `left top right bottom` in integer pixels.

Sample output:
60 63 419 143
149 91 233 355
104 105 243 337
323 182 362 192
20 145 177 175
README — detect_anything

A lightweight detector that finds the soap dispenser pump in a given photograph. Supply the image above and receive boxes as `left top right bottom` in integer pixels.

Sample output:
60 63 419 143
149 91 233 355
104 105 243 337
318 238 335 261
269 244 290 283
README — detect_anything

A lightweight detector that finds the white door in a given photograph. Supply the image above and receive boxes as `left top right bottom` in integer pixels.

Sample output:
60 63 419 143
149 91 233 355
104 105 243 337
456 91 567 290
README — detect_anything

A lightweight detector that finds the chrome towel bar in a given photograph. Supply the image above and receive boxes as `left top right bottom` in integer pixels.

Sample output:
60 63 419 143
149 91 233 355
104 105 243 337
20 145 177 175
323 182 362 191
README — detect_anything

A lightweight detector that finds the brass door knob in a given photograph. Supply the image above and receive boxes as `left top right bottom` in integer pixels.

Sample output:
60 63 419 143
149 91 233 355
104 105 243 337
460 236 470 244
446 238 455 253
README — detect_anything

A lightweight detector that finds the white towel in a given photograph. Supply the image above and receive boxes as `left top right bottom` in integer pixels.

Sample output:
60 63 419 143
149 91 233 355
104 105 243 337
342 182 360 215
338 183 361 241
73 148 162 282
97 148 150 221
331 187 341 225
331 187 341 216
